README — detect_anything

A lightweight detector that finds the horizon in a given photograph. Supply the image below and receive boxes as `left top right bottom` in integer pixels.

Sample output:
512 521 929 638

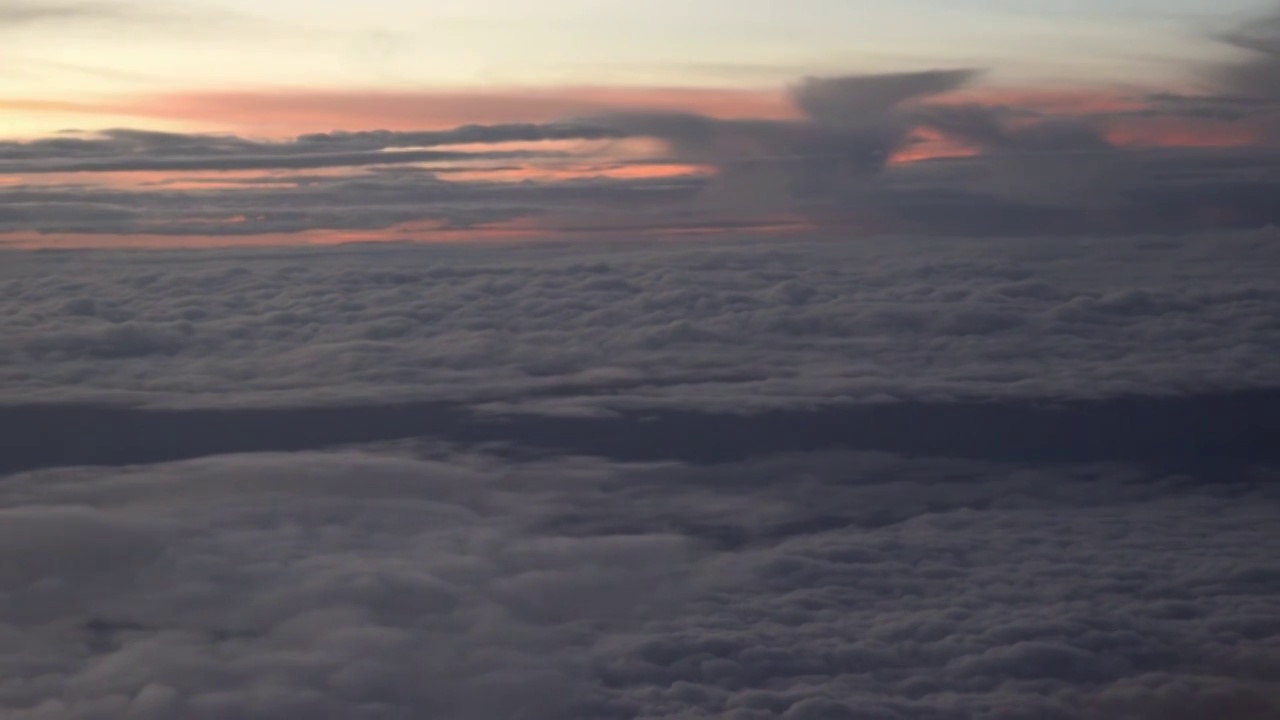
3 0 1280 248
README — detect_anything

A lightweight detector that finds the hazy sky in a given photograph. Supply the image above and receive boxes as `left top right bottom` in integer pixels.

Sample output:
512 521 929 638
0 0 1272 136
3 0 1271 94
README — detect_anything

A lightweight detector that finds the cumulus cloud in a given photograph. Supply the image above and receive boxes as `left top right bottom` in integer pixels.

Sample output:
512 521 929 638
580 68 1129 212
556 6 1280 234
0 445 1276 719
1 231 1277 410
578 70 978 207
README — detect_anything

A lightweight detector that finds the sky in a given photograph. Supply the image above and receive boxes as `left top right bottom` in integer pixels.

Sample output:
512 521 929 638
3 0 1280 247
1 0 1273 133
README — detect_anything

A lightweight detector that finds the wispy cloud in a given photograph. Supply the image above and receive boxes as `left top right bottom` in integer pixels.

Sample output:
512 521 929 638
0 0 138 25
0 125 625 174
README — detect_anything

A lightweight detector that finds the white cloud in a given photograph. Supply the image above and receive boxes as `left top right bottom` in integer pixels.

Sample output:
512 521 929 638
1 230 1278 411
0 447 1276 718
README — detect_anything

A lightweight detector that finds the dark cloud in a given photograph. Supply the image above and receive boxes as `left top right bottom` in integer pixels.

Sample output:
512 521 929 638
789 70 978 127
1212 6 1280 103
0 123 689 237
3 388 1278 476
570 61 1280 234
2 236 1278 718
0 124 621 174
0 168 696 236
0 443 1275 719
580 70 978 204
2 148 550 174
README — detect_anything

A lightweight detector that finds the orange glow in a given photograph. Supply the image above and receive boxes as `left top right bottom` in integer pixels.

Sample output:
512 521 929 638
0 168 352 189
1102 118 1260 148
0 221 453 250
10 86 794 137
430 136 675 160
889 127 981 164
0 98 109 113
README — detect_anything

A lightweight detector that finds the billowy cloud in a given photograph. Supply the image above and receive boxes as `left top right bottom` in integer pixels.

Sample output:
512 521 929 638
576 71 979 206
1 232 1277 410
0 442 1276 719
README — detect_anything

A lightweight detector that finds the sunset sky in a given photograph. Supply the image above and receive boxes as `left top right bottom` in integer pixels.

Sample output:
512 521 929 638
3 0 1280 246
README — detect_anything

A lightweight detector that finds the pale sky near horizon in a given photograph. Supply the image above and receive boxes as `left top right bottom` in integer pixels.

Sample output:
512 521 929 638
2 0 1271 96
1 0 1270 138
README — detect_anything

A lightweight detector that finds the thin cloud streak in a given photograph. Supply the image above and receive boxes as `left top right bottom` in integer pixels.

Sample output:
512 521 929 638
0 0 139 25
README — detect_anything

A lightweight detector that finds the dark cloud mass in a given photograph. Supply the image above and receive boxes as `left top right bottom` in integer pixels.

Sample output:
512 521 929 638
579 70 979 205
1213 8 1280 103
0 445 1276 719
0 124 621 173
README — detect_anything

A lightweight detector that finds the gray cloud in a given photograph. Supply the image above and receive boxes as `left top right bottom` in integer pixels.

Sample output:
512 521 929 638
3 148 554 174
0 124 683 237
1 232 1277 410
1142 5 1280 145
580 70 977 205
0 444 1276 719
569 64 1280 232
8 142 1280 239
0 167 696 236
1212 6 1280 102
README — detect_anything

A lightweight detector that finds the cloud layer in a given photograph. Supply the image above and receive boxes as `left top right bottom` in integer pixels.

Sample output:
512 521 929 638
1 445 1276 719
5 8 1279 720
1 231 1278 410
